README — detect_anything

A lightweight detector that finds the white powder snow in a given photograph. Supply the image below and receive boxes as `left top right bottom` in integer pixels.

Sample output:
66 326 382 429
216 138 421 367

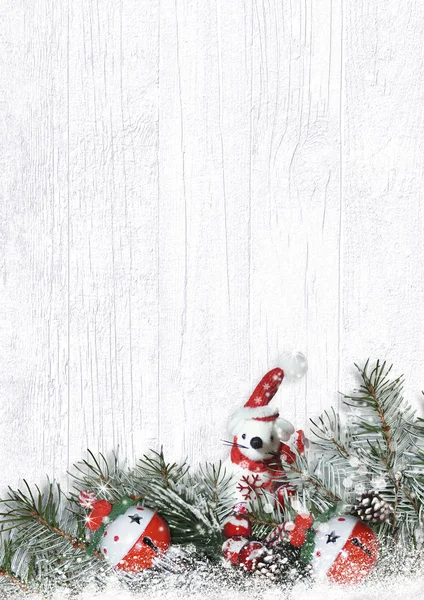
15 568 424 600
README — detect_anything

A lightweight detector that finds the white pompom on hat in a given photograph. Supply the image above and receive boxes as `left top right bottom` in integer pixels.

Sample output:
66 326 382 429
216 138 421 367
228 368 285 435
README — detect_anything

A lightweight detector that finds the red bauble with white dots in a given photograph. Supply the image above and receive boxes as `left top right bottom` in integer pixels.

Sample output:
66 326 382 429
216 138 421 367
222 536 249 565
223 514 252 539
311 515 379 584
99 505 171 572
238 541 265 571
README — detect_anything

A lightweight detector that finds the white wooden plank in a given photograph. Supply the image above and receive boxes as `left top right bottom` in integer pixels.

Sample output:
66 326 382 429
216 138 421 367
342 0 424 407
0 1 69 487
2 0 424 496
248 0 342 431
67 0 160 470
158 0 252 465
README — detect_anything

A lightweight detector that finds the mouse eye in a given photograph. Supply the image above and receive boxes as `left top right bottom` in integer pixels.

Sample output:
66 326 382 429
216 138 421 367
270 435 274 442
241 434 246 440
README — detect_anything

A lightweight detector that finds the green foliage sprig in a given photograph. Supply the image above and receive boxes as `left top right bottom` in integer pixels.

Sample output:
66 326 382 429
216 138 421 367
279 360 424 544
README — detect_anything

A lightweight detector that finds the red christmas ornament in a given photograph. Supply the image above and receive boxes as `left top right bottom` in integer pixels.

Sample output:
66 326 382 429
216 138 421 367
232 502 248 515
81 492 171 573
238 541 265 571
223 514 252 538
311 515 379 584
86 500 113 531
222 536 249 565
99 506 171 572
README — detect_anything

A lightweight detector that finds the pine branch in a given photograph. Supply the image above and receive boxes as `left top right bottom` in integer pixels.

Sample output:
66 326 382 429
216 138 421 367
278 451 344 508
310 408 352 458
344 361 420 531
0 537 33 593
135 448 189 492
70 450 134 502
0 481 102 588
0 569 30 593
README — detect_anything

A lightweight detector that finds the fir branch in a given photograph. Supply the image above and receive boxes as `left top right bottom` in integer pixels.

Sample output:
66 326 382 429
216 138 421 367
0 481 88 551
0 481 103 588
29 510 103 559
0 538 32 593
135 448 189 491
279 453 343 505
0 569 30 593
310 409 352 458
343 361 421 531
70 450 134 502
359 361 396 456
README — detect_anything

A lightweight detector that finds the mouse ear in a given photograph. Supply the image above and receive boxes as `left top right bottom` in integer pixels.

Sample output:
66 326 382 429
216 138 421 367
275 418 295 442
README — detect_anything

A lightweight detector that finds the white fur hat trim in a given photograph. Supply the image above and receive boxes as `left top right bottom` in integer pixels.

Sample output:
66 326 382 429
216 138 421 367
228 405 280 435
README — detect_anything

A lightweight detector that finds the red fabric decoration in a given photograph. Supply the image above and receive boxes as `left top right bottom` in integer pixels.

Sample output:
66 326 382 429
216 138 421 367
86 500 113 531
244 368 284 408
288 514 314 547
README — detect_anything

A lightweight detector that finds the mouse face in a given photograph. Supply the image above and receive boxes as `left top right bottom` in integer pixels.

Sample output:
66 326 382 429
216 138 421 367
233 419 281 461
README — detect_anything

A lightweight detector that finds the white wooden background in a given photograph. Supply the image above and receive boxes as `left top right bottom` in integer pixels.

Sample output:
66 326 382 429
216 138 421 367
1 0 424 493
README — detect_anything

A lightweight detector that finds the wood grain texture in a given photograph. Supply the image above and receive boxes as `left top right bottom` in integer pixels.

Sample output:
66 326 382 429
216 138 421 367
0 0 423 491
0 0 69 484
342 0 424 406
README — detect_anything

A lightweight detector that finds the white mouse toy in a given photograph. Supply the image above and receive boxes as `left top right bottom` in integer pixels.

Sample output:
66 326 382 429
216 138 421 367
224 368 305 506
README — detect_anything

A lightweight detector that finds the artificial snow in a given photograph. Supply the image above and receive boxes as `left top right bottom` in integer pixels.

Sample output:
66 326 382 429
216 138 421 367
16 574 424 600
5 546 424 600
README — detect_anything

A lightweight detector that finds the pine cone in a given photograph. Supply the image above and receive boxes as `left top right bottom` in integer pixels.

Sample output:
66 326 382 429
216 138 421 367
242 544 291 581
353 490 393 523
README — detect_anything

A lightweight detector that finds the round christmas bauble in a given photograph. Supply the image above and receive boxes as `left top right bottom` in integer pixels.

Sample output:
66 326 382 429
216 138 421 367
238 541 265 571
232 502 248 515
222 536 249 565
311 515 379 584
223 514 252 538
99 505 171 572
280 351 308 381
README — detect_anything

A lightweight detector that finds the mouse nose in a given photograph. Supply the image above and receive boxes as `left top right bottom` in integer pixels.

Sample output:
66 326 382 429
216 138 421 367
250 437 263 449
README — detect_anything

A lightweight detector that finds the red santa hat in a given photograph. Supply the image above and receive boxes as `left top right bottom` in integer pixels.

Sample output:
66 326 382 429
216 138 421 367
228 368 284 435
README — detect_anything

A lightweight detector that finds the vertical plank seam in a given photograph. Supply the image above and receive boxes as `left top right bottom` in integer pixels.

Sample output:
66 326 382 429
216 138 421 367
174 0 187 452
216 0 231 309
338 0 344 407
157 0 161 447
66 0 71 489
248 0 253 388
119 0 135 459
